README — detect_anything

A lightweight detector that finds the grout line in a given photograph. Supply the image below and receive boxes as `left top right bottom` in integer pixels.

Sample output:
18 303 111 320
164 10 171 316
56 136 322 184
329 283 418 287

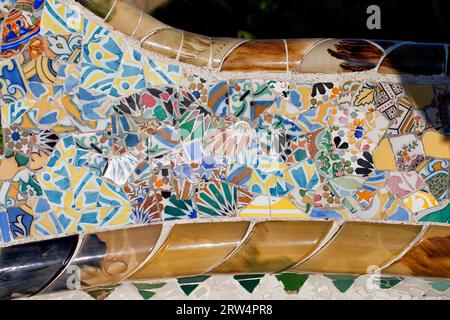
37 233 85 295
283 39 289 72
123 222 174 280
285 220 344 271
202 220 256 274
103 0 118 22
374 41 412 72
130 10 143 38
377 224 429 274
175 31 184 62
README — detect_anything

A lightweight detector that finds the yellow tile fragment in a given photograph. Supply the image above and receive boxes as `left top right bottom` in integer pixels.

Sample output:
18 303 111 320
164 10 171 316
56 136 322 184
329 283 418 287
422 131 450 159
373 138 396 170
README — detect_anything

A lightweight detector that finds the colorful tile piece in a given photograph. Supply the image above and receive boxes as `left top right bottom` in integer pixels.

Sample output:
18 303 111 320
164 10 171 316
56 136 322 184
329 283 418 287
229 80 253 119
143 57 180 86
403 190 439 215
41 0 82 36
110 48 145 97
196 179 241 217
44 34 82 63
0 58 27 103
157 191 197 220
417 158 449 202
390 134 426 171
208 80 229 117
375 82 404 120
353 170 387 209
1 7 41 58
181 71 208 106
386 171 426 199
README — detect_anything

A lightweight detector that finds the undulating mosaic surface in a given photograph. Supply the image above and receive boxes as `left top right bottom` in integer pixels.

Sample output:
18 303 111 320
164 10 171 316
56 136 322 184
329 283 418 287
0 0 449 300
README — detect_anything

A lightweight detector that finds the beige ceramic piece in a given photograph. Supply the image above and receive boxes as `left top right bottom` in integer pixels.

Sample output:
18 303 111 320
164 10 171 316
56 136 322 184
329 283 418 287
300 39 383 73
129 222 249 280
291 222 421 275
141 28 183 60
212 221 333 274
105 0 142 36
179 32 211 67
286 38 321 72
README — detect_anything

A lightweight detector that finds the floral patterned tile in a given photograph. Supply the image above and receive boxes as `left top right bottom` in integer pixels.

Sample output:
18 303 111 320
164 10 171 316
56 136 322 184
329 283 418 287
389 134 426 171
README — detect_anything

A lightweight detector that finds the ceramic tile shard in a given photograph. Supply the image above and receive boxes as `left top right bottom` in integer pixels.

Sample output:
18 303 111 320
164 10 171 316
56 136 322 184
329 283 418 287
416 158 449 202
390 134 426 171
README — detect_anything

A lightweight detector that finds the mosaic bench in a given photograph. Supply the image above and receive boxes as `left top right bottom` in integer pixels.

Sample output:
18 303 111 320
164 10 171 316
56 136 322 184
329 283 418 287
0 0 450 299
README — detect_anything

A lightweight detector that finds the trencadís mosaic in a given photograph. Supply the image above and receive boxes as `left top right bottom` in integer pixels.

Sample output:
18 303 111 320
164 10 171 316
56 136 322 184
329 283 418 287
0 0 449 299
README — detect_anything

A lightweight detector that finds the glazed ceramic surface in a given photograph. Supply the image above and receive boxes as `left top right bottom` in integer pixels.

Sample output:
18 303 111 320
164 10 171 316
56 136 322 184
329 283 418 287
0 0 449 300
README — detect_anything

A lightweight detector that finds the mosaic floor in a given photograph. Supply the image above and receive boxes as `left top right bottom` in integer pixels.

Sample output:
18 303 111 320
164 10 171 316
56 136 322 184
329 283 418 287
24 274 450 300
0 0 449 300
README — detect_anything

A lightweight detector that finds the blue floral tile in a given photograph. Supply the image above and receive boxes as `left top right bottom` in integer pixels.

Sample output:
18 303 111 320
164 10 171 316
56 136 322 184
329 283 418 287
0 58 28 103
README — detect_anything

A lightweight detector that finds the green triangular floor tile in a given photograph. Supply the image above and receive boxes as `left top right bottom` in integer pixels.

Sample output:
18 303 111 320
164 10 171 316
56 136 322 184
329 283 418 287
275 273 309 294
180 284 198 296
132 282 166 300
430 282 450 292
138 290 156 300
374 276 403 289
133 282 166 290
86 284 120 300
233 274 265 293
325 275 357 293
177 276 210 296
426 278 450 292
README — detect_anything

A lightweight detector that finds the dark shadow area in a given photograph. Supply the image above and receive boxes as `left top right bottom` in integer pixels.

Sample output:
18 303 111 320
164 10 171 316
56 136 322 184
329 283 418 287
150 0 450 43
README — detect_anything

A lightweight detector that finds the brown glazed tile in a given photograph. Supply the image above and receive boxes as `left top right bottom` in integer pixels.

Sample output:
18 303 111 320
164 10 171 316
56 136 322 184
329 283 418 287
383 225 450 278
141 28 183 60
104 0 142 36
211 37 245 69
129 221 249 280
211 220 333 274
41 224 162 293
76 0 115 19
300 39 383 73
379 43 446 75
291 221 421 275
221 40 287 72
179 32 211 67
286 39 321 73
